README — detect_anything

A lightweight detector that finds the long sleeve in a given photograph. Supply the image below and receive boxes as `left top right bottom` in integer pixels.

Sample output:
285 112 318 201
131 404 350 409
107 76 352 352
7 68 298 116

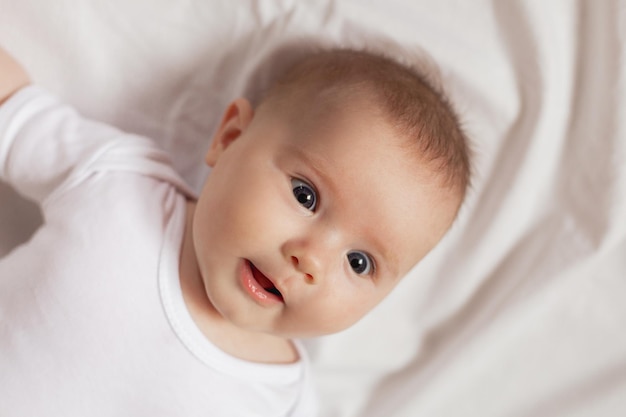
0 86 193 206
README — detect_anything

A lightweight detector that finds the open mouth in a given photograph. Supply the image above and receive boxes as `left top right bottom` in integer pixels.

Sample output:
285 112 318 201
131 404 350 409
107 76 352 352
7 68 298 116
249 261 283 301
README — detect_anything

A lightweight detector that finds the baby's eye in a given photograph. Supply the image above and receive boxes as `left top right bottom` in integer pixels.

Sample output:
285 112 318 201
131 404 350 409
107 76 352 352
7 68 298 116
291 178 317 211
347 251 373 275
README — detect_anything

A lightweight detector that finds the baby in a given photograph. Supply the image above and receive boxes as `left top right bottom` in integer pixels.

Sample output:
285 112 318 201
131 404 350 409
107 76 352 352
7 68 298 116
0 45 469 416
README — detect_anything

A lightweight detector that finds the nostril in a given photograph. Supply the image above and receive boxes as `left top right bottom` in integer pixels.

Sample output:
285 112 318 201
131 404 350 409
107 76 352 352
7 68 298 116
291 256 314 283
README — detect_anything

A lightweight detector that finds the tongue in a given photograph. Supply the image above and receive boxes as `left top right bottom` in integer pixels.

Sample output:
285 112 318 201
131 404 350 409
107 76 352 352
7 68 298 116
250 263 275 291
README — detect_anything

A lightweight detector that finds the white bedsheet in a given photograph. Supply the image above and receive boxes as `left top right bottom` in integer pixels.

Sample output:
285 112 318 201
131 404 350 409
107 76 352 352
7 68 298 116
1 1 624 416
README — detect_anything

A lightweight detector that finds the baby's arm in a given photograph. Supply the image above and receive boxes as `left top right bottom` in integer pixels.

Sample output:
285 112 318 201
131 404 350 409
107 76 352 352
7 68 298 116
0 51 185 206
0 46 30 106
0 45 110 204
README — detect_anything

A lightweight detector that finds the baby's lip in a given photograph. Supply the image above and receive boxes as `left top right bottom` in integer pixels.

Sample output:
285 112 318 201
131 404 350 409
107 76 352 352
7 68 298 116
248 261 284 302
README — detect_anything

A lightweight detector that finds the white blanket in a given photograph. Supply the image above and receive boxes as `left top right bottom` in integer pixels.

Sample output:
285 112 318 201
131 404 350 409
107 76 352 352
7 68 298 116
1 1 624 416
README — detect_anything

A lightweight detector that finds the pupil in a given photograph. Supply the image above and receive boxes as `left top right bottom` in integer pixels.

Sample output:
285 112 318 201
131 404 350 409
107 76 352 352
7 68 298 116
297 192 310 204
350 258 363 269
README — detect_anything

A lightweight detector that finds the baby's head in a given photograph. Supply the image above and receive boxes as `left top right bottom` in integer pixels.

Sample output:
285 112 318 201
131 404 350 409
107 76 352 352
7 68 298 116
192 49 470 338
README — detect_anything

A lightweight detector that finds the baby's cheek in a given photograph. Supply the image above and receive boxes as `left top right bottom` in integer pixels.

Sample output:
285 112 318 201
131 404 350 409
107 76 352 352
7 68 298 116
215 199 271 254
299 287 368 336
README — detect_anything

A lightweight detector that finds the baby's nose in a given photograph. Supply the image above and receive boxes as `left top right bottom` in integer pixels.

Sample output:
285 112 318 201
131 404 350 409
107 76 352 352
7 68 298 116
281 230 340 284
289 255 315 284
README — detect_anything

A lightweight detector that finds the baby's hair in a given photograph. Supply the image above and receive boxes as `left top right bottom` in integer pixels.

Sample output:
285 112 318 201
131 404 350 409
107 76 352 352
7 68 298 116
257 48 471 200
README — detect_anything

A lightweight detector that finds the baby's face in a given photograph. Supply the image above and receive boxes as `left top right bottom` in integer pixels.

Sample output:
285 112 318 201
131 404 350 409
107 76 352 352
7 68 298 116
192 98 460 338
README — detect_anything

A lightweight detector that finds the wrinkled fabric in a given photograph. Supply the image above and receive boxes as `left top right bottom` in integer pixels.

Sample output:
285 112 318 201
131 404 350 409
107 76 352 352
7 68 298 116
0 1 624 416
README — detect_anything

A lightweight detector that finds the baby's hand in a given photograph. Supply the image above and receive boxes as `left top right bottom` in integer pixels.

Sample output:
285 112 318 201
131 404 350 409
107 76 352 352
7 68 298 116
0 45 30 106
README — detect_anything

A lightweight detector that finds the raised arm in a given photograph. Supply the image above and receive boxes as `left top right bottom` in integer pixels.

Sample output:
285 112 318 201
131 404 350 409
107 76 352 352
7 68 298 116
0 46 30 106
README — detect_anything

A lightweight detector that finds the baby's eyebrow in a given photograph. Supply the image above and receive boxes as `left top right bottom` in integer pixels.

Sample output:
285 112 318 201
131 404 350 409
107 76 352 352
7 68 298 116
284 145 338 196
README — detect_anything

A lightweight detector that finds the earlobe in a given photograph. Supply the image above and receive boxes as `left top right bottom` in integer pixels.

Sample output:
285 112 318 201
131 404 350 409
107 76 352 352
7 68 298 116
205 98 254 166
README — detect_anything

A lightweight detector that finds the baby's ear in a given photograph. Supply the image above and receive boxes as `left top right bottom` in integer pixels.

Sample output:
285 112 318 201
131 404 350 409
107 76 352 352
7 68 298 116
205 98 254 166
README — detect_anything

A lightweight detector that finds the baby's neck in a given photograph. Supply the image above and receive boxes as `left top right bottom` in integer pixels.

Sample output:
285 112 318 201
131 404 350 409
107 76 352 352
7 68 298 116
178 200 299 364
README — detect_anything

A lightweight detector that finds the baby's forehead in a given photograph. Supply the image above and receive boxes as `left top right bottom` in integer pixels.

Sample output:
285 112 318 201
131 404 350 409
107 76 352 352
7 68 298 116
261 86 399 138
258 90 439 184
